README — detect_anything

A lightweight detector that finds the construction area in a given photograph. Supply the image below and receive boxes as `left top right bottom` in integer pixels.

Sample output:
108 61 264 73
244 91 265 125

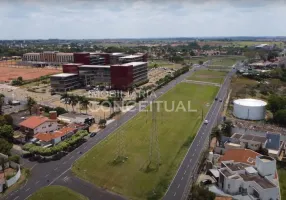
0 60 60 82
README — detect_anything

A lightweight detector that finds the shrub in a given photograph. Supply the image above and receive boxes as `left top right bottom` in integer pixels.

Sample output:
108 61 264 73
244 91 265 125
9 155 20 164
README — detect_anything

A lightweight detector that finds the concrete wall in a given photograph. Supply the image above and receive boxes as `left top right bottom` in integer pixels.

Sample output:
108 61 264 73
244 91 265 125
6 167 21 188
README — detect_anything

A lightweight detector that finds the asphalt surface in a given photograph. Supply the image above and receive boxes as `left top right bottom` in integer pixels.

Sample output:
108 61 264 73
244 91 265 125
4 66 198 200
163 65 238 200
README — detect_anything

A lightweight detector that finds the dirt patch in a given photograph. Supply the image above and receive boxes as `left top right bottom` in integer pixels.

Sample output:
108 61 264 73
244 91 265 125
0 61 61 82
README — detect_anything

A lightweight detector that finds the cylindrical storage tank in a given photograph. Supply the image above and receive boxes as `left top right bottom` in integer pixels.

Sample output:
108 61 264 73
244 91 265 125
233 98 267 120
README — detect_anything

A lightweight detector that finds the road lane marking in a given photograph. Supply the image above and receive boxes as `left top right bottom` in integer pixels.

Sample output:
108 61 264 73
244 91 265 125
177 184 180 188
13 196 19 200
69 156 74 160
184 170 187 175
54 167 58 171
181 177 184 180
25 188 30 192
63 161 67 164
45 174 49 178
83 146 87 149
35 181 39 185
49 167 71 186
187 164 189 168
174 192 176 196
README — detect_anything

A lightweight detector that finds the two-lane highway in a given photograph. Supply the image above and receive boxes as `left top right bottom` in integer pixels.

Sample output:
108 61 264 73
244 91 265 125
163 65 238 200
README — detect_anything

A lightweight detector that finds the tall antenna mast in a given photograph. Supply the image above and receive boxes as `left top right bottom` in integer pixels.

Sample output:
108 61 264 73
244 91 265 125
148 101 161 169
114 116 127 163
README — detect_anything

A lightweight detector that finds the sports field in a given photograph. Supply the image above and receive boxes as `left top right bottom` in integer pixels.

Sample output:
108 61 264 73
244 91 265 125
28 186 88 200
73 83 219 200
187 70 227 84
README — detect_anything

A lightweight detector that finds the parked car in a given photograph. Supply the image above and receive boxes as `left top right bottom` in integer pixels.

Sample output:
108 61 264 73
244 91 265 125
90 132 97 137
201 179 212 186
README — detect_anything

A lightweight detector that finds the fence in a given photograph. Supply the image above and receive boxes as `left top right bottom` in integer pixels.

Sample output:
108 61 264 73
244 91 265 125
6 166 21 187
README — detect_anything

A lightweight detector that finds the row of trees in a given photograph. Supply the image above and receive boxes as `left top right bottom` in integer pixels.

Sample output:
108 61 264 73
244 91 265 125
0 94 14 155
60 94 91 113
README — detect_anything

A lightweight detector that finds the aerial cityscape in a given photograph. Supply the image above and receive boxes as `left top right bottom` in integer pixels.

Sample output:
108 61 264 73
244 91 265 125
0 1 286 200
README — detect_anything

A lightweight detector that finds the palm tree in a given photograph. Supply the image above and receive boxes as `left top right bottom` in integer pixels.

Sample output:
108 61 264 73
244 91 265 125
79 97 90 114
27 96 36 115
60 93 70 111
68 95 79 112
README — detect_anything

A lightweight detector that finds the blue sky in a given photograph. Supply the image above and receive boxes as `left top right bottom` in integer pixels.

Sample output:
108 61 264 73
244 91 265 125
0 0 285 39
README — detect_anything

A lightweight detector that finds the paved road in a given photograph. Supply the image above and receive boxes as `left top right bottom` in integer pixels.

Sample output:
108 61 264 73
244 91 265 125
163 65 238 200
4 67 198 200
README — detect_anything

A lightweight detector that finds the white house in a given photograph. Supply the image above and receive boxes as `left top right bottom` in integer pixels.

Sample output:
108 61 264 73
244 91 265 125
19 115 58 138
214 155 279 200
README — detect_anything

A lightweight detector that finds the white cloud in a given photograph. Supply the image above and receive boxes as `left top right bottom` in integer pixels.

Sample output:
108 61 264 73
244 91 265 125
0 0 285 39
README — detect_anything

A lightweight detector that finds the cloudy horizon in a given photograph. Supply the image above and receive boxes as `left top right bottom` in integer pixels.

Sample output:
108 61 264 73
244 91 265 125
0 0 285 39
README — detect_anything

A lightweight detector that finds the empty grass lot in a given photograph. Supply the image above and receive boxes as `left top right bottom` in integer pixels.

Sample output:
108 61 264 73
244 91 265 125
73 83 219 200
28 186 88 200
187 70 227 84
278 169 286 200
210 56 245 68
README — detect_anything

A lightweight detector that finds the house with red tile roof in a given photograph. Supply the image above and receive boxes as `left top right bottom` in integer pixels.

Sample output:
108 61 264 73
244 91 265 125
33 123 86 146
19 116 58 139
219 149 261 166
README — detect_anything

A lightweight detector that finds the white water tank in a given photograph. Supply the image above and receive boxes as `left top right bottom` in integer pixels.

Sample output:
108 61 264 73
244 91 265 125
233 98 267 120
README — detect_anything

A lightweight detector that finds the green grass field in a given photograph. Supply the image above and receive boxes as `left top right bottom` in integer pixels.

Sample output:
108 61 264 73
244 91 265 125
187 70 227 84
72 83 219 200
28 186 88 200
210 56 245 67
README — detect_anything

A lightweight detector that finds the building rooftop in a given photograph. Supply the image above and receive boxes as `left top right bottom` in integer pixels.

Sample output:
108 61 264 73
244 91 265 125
120 62 147 67
240 134 267 143
215 197 233 200
219 149 261 165
225 162 250 171
111 52 125 56
220 168 233 177
34 126 76 142
56 53 73 56
19 116 54 129
24 53 40 55
79 65 110 69
50 73 78 78
58 112 93 119
240 174 276 189
119 55 142 59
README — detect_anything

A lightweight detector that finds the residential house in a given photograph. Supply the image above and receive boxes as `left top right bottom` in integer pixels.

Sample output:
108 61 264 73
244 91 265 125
212 155 279 200
33 123 87 146
219 149 261 166
224 133 267 151
19 115 58 139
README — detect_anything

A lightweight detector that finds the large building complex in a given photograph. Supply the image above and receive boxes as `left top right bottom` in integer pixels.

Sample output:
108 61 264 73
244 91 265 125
46 52 148 92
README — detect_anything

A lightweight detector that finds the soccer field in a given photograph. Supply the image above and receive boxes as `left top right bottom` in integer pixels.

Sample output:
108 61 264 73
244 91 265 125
72 83 219 200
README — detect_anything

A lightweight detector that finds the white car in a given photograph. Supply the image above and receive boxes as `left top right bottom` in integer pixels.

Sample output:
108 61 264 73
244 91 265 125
204 120 209 125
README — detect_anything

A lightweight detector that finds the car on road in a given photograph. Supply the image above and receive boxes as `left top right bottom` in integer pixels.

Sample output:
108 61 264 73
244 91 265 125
204 120 209 125
90 132 97 137
219 99 222 102
215 97 218 101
